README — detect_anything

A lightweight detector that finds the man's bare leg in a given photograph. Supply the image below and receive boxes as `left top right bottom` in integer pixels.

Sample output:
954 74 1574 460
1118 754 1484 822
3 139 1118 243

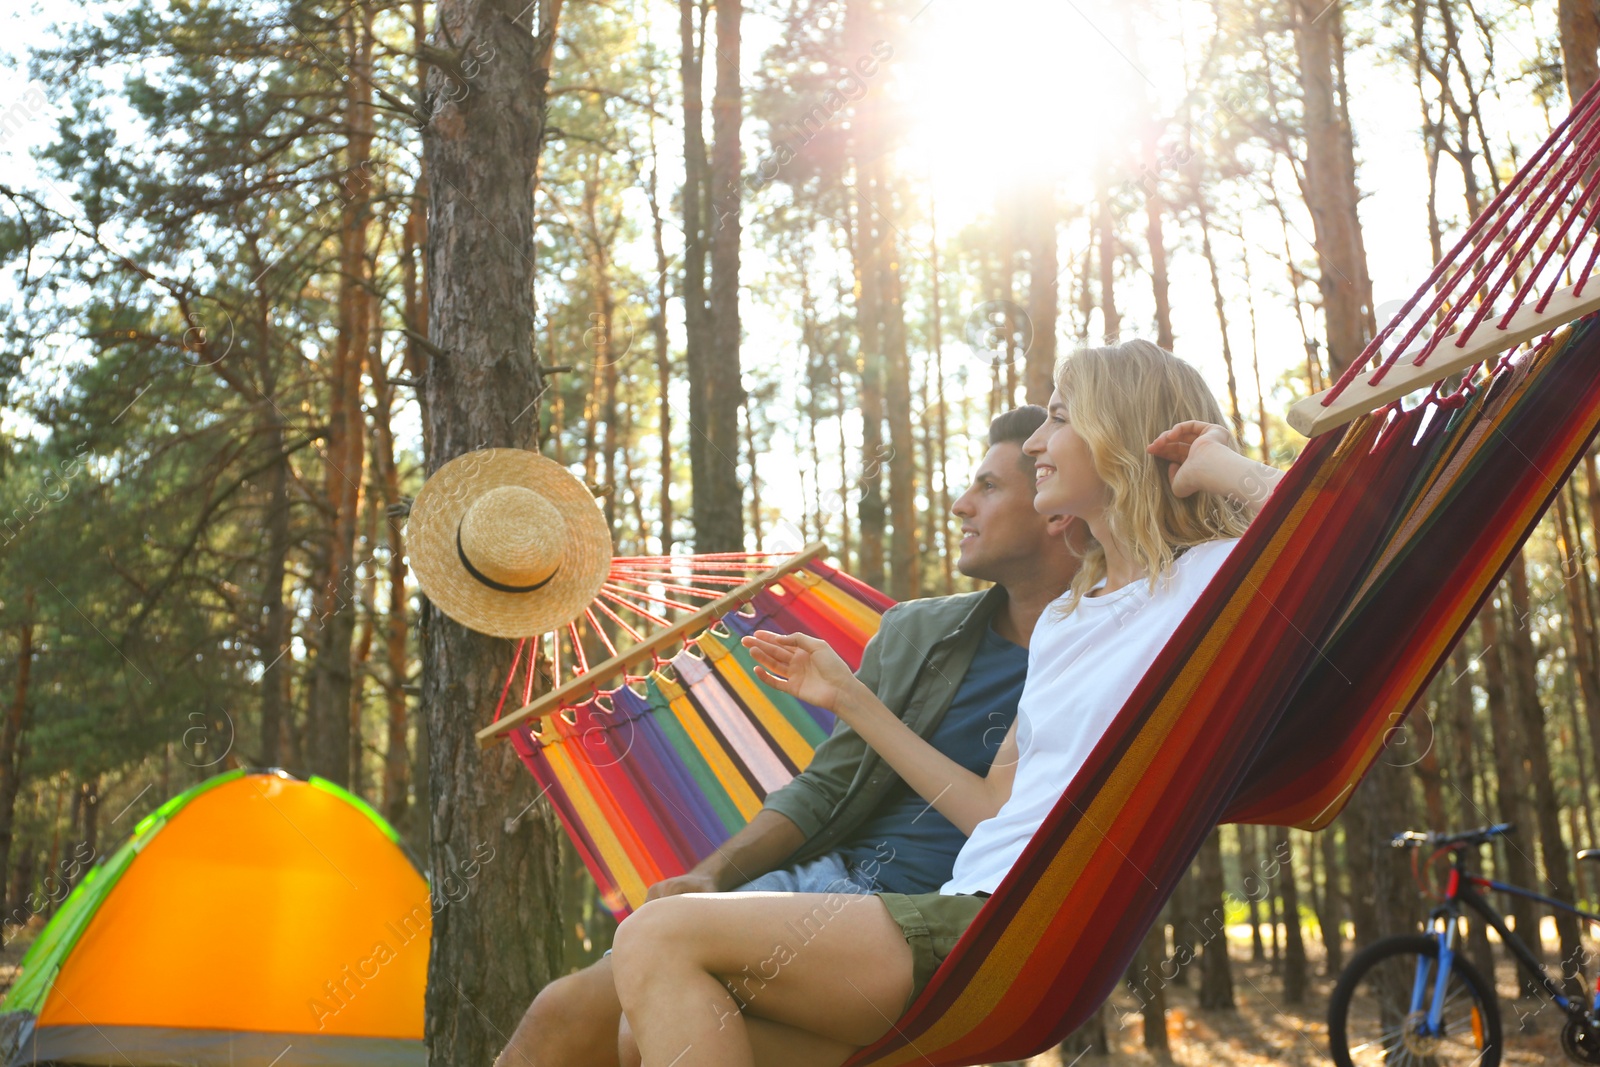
611 891 913 1067
496 956 623 1067
619 1012 858 1067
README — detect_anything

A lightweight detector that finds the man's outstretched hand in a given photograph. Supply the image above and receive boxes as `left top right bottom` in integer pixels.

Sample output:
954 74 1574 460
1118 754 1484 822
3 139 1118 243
741 630 856 714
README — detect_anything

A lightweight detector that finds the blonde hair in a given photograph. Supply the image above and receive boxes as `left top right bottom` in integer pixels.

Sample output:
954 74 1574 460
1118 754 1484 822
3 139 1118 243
1055 339 1249 615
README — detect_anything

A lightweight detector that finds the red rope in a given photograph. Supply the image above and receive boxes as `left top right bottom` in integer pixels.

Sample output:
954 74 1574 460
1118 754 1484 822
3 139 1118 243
599 582 704 615
584 607 620 658
597 588 676 628
1326 78 1600 403
493 638 528 723
588 597 648 644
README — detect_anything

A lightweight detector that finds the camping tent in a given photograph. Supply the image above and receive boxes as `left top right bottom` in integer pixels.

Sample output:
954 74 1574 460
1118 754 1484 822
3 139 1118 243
0 768 430 1066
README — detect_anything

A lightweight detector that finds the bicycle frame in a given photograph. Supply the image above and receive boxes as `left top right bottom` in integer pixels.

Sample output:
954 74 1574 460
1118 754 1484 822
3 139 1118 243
1414 851 1600 1036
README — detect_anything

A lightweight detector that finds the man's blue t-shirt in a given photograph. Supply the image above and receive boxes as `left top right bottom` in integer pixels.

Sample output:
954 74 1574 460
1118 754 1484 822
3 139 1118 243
834 624 1028 893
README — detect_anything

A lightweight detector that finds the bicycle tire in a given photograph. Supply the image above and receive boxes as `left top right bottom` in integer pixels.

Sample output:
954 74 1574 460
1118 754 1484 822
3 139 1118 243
1328 933 1502 1067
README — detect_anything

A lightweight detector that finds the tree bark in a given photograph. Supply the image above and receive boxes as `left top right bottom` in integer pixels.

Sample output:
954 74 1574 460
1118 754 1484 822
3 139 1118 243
646 114 674 555
1504 555 1585 995
1479 597 1546 987
420 0 566 1059
309 6 376 786
1561 0 1600 104
1024 178 1058 403
1125 913 1170 1058
1291 0 1376 375
882 182 917 600
0 596 34 915
681 0 711 548
1194 186 1244 440
695 0 745 552
1194 827 1235 1010
1239 825 1266 962
1144 129 1174 352
372 359 411 829
1316 824 1345 974
1276 827 1308 1003
847 0 885 590
1097 183 1120 342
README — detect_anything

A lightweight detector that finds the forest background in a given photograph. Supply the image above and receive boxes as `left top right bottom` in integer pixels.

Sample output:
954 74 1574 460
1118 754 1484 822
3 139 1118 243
4 0 1600 1061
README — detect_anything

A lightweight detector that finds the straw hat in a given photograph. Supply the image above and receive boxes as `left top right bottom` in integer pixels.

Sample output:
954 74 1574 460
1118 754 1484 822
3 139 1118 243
407 449 612 638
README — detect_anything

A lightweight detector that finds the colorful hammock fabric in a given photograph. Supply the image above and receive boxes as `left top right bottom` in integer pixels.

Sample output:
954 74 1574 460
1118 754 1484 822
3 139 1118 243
502 559 892 914
473 80 1600 1064
843 318 1600 1065
839 73 1600 1066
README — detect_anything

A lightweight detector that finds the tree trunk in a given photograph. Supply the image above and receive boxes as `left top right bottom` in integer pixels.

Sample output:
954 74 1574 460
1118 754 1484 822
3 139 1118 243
1505 555 1585 995
681 0 711 549
256 278 292 768
1291 0 1375 376
1479 598 1546 990
1194 828 1235 1010
0 597 33 915
1144 129 1174 351
1024 178 1058 403
1194 186 1244 440
373 363 411 829
350 484 379 796
646 114 674 555
881 181 917 600
1239 825 1266 962
695 0 744 552
1137 916 1170 1057
419 0 566 1059
1561 0 1600 104
1097 182 1120 342
847 0 885 590
1314 824 1345 974
309 8 376 786
1276 827 1308 1003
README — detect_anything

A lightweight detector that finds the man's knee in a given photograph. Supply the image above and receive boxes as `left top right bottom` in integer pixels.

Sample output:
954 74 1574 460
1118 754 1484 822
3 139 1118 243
510 960 622 1066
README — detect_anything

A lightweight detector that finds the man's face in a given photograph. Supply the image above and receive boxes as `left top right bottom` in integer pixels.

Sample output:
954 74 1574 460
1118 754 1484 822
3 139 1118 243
950 442 1069 582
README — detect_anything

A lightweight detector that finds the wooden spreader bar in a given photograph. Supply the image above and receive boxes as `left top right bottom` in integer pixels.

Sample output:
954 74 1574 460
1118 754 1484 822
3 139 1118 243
475 542 828 747
1289 284 1600 439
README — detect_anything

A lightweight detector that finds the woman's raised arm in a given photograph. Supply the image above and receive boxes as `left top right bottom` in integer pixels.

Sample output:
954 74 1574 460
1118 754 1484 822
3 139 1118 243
1147 420 1282 514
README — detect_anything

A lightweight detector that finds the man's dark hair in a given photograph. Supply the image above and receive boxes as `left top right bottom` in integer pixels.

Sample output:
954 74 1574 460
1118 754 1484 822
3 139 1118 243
988 406 1047 471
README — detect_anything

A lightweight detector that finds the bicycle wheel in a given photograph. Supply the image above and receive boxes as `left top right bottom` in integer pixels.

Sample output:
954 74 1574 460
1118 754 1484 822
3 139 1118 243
1329 933 1502 1067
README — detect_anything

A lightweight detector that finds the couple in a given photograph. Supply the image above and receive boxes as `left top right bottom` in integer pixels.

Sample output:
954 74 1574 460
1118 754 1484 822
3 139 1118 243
497 339 1282 1067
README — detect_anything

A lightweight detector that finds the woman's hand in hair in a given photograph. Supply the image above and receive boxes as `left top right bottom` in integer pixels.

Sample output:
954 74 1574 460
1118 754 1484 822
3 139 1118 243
1147 421 1236 497
1149 420 1282 511
743 630 861 713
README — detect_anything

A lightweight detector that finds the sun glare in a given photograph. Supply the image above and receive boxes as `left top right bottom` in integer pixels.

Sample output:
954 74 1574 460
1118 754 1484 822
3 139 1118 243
898 0 1158 226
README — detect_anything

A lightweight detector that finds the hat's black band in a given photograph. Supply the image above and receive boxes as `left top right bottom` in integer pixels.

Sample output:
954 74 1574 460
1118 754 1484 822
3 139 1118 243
457 524 560 594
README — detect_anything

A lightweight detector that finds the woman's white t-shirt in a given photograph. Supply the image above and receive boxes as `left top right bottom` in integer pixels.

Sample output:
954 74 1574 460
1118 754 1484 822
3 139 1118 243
941 538 1240 896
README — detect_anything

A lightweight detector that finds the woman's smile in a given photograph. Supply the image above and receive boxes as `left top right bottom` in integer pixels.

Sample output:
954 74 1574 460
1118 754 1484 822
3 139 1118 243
1034 463 1056 484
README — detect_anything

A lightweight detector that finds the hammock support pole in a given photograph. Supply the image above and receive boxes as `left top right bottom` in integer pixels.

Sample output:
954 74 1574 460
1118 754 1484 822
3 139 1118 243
475 542 830 747
1288 282 1600 436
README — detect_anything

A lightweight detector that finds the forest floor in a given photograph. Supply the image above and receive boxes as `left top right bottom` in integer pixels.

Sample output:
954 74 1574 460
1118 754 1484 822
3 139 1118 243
0 918 41 992
1017 925 1572 1067
0 919 1580 1063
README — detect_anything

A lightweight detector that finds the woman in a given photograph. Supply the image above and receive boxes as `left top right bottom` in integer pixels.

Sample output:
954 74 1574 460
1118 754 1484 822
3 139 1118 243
609 340 1283 1067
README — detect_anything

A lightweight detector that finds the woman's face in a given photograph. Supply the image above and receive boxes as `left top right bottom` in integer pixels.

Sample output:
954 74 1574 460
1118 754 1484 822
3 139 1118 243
1022 389 1107 519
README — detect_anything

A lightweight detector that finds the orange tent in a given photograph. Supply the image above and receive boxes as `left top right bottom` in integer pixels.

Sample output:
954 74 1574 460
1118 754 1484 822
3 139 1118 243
1 769 429 1065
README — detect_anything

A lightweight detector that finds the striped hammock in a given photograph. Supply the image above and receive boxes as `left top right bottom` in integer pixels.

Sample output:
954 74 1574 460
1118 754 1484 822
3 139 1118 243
482 556 893 914
472 81 1600 1065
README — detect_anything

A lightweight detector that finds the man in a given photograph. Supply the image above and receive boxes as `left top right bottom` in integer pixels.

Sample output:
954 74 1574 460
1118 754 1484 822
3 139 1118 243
494 406 1083 1067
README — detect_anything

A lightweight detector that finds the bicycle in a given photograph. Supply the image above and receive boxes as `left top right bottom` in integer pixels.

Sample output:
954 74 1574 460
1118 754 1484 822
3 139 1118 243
1327 822 1600 1066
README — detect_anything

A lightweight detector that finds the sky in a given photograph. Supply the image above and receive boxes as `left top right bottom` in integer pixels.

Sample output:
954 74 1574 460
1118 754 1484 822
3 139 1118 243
0 0 1572 550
